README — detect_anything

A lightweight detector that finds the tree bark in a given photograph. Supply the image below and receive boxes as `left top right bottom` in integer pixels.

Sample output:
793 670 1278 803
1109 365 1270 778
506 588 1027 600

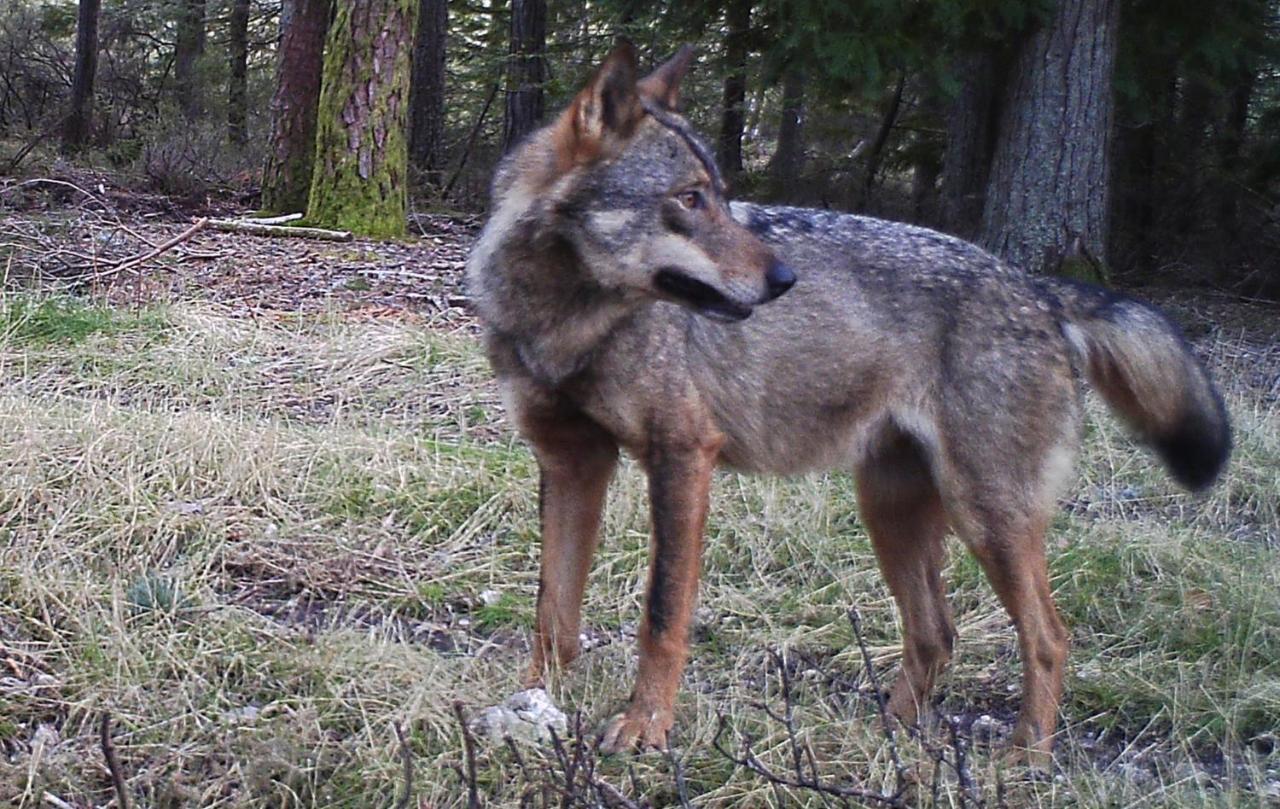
717 0 751 179
767 67 805 201
261 0 331 214
306 0 417 238
979 0 1119 278
174 0 207 120
941 49 1001 239
409 0 448 185
227 0 251 144
502 0 546 153
62 0 101 150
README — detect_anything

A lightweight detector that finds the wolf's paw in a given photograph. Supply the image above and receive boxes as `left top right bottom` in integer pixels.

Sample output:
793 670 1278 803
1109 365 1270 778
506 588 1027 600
597 706 673 755
999 729 1054 773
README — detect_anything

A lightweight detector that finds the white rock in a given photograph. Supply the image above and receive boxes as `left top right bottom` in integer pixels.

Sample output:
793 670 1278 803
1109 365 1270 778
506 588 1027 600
479 589 502 607
468 688 568 746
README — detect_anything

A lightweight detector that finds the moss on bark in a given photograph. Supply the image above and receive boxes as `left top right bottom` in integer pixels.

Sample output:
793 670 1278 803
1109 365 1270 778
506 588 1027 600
305 0 417 239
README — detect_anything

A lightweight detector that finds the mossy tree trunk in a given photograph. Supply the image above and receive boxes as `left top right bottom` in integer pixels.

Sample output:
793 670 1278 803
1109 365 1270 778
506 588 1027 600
261 0 331 214
979 0 1119 279
61 0 100 151
307 0 417 238
409 0 447 186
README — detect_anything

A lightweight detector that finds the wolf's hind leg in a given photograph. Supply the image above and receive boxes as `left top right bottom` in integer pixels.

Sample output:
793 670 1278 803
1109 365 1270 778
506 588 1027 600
855 434 955 728
524 415 618 688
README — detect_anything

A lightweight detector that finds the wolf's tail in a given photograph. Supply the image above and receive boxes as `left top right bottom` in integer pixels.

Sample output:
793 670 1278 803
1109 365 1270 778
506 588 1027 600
1046 279 1231 491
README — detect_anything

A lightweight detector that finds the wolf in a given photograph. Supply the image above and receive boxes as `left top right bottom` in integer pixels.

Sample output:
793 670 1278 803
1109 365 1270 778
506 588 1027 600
464 44 1231 762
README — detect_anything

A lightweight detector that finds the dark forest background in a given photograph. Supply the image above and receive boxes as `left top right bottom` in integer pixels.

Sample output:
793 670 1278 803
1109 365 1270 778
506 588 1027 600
3 0 1279 293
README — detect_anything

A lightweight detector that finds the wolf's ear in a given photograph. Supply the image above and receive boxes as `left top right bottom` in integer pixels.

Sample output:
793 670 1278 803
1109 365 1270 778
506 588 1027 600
561 42 642 163
638 46 695 111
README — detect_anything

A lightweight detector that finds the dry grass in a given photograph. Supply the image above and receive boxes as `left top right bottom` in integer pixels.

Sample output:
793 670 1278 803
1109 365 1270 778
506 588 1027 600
0 293 1276 807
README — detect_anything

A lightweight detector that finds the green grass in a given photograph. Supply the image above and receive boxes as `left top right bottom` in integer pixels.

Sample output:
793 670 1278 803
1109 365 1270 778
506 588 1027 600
0 297 1275 807
0 293 168 346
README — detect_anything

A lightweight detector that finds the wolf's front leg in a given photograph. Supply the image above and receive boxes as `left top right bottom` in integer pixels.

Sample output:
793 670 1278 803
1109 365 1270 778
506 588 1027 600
599 437 720 754
525 417 618 688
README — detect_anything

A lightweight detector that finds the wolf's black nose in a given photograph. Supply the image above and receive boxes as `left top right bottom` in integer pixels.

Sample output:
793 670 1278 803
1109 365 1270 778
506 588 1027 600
766 261 796 299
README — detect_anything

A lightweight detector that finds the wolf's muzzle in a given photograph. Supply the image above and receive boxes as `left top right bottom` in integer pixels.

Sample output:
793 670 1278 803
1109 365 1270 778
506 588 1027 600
765 260 796 301
654 268 753 322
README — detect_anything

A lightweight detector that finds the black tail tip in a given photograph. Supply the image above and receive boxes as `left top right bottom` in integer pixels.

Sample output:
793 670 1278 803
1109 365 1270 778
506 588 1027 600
1154 409 1232 492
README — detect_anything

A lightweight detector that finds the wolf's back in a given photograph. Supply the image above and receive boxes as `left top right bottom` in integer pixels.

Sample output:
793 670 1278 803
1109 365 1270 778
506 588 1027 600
1046 279 1231 490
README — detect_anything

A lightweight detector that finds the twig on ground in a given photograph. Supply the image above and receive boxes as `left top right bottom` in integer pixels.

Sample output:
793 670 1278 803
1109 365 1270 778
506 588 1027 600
711 711 904 807
664 732 693 809
452 702 482 809
94 217 210 279
848 608 911 794
99 713 131 809
393 721 414 809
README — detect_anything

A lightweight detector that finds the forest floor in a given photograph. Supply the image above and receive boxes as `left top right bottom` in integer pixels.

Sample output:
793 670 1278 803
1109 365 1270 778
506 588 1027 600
1 177 1279 807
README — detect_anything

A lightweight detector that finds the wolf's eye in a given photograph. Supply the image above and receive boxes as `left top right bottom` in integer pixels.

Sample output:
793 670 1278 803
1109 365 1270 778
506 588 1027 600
676 190 704 210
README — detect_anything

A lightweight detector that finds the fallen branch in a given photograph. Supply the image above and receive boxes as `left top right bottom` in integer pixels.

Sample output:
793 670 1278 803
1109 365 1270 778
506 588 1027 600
207 218 352 241
452 702 481 809
94 217 211 279
241 212 304 225
393 722 414 809
99 713 131 809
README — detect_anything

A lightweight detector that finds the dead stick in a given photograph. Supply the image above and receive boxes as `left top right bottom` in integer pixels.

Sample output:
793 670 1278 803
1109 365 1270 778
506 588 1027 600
96 218 210 279
206 218 352 241
452 701 481 809
99 713 130 809
393 722 414 809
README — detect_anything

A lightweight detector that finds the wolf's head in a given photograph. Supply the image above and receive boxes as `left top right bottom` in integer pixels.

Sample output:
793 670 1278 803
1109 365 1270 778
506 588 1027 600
492 44 794 322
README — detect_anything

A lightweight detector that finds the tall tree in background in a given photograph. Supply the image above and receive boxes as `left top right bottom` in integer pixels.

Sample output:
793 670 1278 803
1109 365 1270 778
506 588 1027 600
409 0 447 184
174 0 207 119
306 0 417 237
767 66 805 200
227 0 251 144
717 0 750 179
940 50 1001 239
979 0 1120 277
502 0 546 153
61 0 101 150
261 0 331 214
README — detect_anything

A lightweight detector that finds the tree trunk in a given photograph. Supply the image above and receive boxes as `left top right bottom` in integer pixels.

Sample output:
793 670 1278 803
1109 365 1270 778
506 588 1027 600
306 0 417 238
855 73 906 211
261 0 331 214
941 49 1001 239
717 0 750 179
227 0 251 144
502 0 545 153
1215 68 1254 254
62 0 101 150
174 0 207 120
767 67 805 201
409 0 448 185
979 0 1119 278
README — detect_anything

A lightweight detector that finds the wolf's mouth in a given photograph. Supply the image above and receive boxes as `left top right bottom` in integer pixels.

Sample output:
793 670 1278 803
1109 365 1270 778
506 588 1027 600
653 269 752 322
